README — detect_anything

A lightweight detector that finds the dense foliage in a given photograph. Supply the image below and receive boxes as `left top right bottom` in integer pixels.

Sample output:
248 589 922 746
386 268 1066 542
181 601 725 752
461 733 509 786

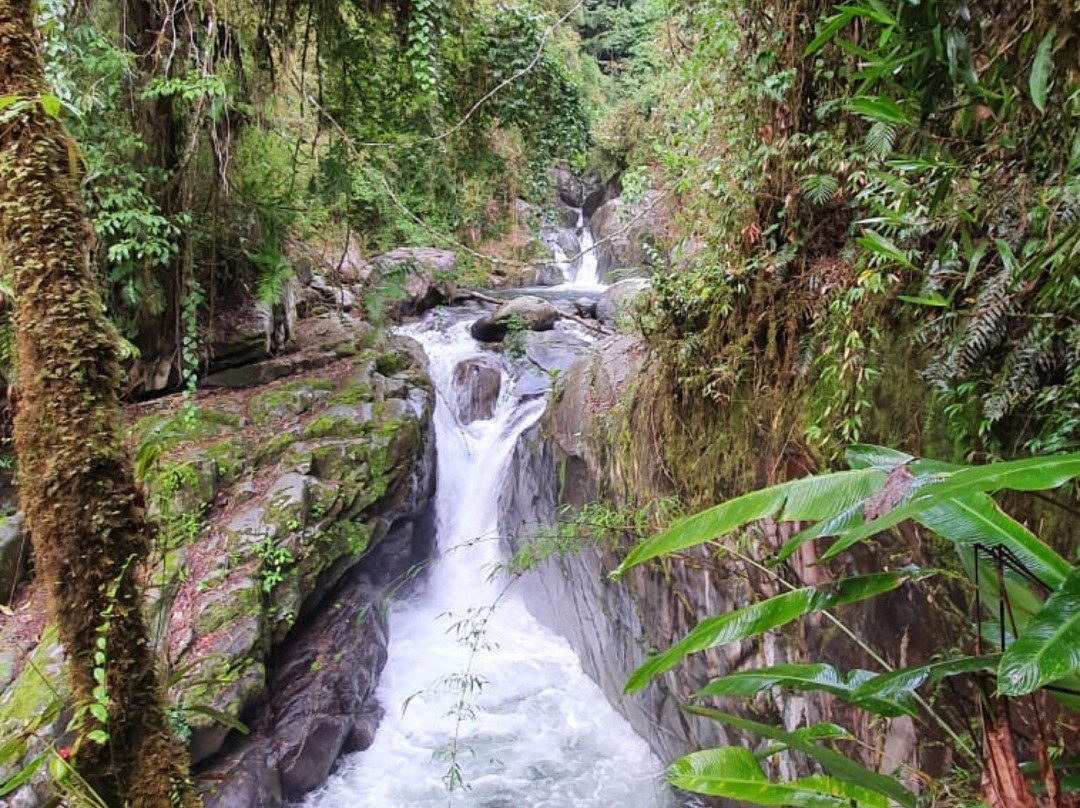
598 0 1080 477
29 0 591 396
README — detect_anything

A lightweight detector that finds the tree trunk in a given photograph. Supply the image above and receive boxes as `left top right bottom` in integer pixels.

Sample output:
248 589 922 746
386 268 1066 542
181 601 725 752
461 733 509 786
0 2 196 806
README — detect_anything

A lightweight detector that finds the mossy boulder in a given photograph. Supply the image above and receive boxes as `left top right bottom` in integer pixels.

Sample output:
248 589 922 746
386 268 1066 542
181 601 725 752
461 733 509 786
0 337 437 803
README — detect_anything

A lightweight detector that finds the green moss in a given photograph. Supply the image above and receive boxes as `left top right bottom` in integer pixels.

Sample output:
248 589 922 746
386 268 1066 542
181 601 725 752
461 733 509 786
204 436 247 486
192 580 262 636
254 430 301 466
321 519 373 557
374 350 409 376
328 380 376 407
132 406 242 456
248 379 334 426
303 415 370 440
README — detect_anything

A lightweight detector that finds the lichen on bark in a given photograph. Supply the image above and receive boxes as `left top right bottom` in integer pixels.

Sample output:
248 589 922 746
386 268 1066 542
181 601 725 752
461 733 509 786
0 1 196 805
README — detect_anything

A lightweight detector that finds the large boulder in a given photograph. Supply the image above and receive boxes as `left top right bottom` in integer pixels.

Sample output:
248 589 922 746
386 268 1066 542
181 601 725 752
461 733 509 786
531 263 566 287
582 174 622 220
596 279 651 327
452 360 502 423
470 296 559 342
588 192 666 280
371 248 458 317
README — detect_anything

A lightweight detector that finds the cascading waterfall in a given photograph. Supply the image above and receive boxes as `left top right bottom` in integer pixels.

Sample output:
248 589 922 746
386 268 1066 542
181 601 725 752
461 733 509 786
570 212 602 289
304 312 672 808
545 210 604 290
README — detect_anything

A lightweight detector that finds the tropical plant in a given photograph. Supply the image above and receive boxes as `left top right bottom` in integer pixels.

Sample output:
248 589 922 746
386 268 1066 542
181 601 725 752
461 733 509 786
613 444 1080 807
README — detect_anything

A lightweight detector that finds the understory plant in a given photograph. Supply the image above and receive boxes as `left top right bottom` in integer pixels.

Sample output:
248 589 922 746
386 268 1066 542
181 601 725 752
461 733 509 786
613 445 1080 807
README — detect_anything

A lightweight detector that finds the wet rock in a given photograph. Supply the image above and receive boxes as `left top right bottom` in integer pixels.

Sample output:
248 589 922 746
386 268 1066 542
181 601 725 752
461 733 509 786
573 298 597 319
0 513 28 604
453 359 502 423
531 263 566 287
582 174 622 220
371 247 458 317
470 296 559 342
596 279 651 326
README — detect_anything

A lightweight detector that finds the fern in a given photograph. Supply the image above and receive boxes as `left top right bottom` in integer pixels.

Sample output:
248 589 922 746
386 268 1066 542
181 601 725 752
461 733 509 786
865 121 896 158
801 173 839 206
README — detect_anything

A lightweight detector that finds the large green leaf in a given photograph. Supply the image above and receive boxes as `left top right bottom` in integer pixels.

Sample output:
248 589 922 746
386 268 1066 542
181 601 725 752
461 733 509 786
916 495 1070 589
625 588 830 692
685 706 917 807
819 454 1080 563
999 566 1080 695
668 747 888 808
1029 26 1056 113
696 663 910 717
625 570 921 692
613 468 886 577
852 655 1000 703
847 96 915 127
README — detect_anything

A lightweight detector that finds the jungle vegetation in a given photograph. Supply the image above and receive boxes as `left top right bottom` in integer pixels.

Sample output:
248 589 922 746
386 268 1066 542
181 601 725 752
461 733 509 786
4 0 1080 805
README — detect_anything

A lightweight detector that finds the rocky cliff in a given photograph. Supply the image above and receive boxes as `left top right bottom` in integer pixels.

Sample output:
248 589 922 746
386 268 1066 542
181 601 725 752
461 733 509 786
499 335 932 797
0 314 438 808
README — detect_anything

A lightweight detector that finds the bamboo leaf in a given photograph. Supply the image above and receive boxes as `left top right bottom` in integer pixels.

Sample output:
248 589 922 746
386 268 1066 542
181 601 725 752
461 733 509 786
847 96 915 127
999 567 1080 695
183 705 250 734
804 9 857 56
857 230 913 268
898 293 949 307
0 752 46 797
684 706 917 807
612 469 885 576
624 588 830 692
917 495 1070 590
1029 26 1056 113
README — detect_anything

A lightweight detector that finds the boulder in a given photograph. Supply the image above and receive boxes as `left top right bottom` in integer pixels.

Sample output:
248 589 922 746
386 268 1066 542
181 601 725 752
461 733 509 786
511 330 590 397
371 248 458 317
588 192 665 279
470 296 559 343
582 175 622 220
596 279 651 327
531 263 566 287
0 512 28 604
452 360 502 423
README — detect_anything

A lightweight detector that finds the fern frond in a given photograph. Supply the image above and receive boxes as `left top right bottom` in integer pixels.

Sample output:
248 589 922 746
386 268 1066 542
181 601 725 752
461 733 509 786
866 121 897 158
801 174 839 207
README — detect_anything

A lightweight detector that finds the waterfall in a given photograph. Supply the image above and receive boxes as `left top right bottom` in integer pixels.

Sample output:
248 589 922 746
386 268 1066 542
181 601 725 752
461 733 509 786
304 311 672 808
544 209 606 291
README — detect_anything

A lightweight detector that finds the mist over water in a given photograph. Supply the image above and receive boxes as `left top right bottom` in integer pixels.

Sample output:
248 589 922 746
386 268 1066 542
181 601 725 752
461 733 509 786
304 314 672 808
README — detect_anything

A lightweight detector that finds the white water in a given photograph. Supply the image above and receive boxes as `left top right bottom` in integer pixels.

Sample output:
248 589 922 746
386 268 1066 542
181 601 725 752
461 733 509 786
570 212 602 290
305 314 671 808
548 210 605 291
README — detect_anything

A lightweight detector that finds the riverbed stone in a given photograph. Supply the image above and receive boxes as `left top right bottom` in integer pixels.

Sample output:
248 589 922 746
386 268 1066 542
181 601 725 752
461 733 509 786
371 247 458 317
0 333 439 808
453 359 502 423
470 296 559 342
596 278 651 327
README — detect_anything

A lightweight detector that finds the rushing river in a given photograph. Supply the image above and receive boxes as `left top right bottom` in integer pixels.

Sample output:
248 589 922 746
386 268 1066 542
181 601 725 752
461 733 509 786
304 223 673 808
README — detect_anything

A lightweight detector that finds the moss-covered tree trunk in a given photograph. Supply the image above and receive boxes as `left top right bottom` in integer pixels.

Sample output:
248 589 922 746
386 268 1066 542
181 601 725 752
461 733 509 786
0 2 196 806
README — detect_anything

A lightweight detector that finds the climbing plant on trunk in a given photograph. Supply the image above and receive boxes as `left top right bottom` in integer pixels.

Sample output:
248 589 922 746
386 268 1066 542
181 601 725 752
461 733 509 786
0 1 196 806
